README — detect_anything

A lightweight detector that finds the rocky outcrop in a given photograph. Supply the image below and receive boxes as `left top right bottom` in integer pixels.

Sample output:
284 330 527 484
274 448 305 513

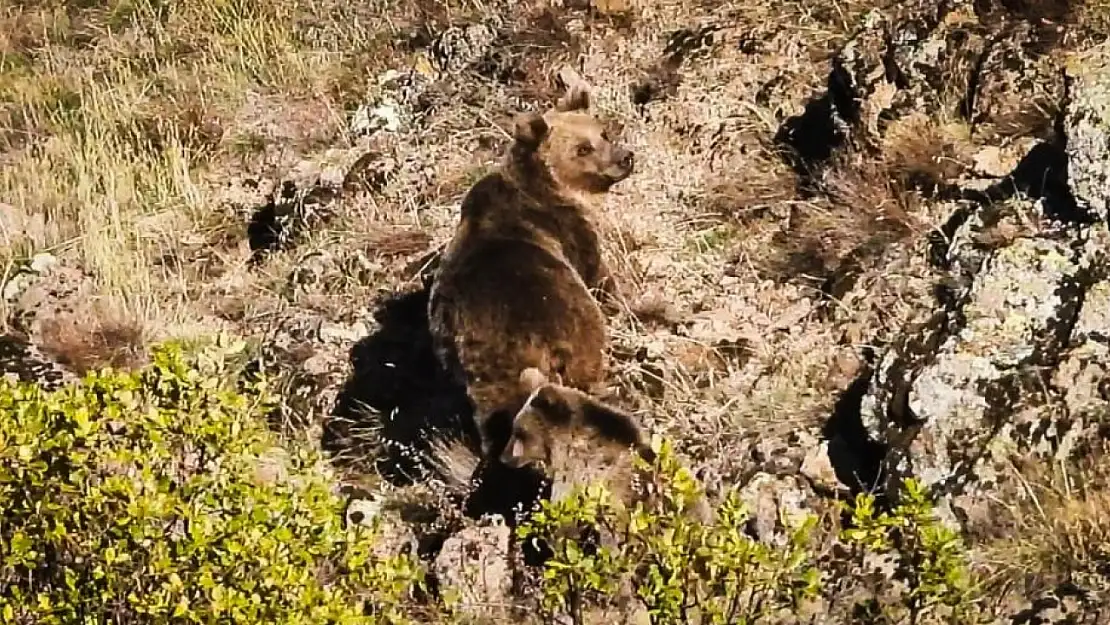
1066 40 1110 223
1007 582 1108 625
298 3 1110 620
763 3 1110 620
772 0 1109 518
433 518 515 614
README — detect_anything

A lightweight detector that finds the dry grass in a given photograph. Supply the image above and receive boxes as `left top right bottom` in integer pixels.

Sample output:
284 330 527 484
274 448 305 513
976 447 1110 597
0 0 415 334
37 300 146 374
722 112 974 287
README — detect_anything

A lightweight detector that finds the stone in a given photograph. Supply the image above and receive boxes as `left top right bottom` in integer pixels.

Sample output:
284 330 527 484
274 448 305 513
1065 40 1110 222
737 473 812 547
433 519 514 614
1006 582 1108 625
800 440 843 494
969 21 1063 141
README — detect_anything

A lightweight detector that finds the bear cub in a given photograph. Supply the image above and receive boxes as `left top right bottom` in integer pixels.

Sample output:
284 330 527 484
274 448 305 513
503 367 712 522
428 79 635 464
501 367 654 508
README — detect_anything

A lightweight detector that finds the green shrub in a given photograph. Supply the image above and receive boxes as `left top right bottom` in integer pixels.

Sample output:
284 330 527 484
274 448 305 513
0 334 981 624
839 478 976 622
518 440 979 625
0 337 424 624
517 439 821 625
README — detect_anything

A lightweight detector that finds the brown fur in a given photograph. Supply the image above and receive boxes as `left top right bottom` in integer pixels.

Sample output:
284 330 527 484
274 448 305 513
503 368 712 523
428 83 635 460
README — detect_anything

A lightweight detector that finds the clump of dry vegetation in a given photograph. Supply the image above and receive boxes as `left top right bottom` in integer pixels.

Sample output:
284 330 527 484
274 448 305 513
976 445 1110 597
36 301 146 373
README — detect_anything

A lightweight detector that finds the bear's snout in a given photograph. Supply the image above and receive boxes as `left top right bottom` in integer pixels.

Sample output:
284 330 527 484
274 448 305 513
618 150 634 170
612 148 634 178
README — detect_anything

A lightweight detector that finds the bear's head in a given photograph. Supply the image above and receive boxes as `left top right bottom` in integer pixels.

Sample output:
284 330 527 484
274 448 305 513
510 84 635 195
500 367 650 472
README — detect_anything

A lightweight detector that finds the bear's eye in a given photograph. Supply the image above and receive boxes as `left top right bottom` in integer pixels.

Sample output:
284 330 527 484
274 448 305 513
576 144 594 157
601 131 610 142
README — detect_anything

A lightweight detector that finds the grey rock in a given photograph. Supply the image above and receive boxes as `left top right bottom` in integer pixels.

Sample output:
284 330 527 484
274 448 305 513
28 252 58 274
737 473 814 547
1065 40 1110 222
799 439 844 494
861 208 1102 517
0 334 75 391
969 21 1063 141
1006 582 1108 625
433 518 514 614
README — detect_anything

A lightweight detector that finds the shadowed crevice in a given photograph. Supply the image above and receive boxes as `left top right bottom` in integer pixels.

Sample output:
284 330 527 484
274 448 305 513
822 366 887 497
247 180 340 263
325 283 477 485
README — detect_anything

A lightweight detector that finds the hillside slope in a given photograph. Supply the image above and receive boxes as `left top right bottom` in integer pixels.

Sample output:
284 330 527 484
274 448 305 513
3 0 1110 622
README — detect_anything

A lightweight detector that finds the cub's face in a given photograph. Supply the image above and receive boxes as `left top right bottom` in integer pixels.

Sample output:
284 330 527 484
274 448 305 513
512 85 635 194
500 385 573 471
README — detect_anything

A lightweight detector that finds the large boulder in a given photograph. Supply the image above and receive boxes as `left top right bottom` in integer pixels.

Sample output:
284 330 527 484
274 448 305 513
1066 40 1110 223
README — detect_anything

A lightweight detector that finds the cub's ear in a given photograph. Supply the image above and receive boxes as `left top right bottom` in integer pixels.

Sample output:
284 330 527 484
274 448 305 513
519 367 549 394
555 84 591 112
513 112 549 151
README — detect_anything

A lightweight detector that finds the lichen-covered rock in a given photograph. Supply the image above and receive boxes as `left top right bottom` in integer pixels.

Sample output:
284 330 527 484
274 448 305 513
779 0 1068 188
969 21 1064 141
860 197 1108 532
737 473 814 546
1005 582 1108 625
344 494 421 562
0 334 75 391
433 518 514 614
1065 40 1110 222
250 310 370 431
778 1 988 164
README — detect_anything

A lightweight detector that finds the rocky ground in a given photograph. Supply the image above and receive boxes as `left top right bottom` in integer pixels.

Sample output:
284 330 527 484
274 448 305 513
3 0 1110 622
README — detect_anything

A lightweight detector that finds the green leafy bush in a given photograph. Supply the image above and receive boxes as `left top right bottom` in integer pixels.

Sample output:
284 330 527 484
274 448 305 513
517 439 820 624
0 338 424 624
839 478 976 622
0 334 981 625
517 440 978 625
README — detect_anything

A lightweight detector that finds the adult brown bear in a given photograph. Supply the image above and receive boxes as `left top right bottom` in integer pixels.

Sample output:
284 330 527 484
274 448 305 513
428 74 635 467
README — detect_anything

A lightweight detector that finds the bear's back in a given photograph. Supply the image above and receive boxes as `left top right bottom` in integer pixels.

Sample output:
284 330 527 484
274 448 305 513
453 171 605 287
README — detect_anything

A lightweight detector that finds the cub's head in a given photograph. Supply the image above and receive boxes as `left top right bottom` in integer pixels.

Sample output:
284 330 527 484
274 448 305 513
500 368 650 472
510 83 635 195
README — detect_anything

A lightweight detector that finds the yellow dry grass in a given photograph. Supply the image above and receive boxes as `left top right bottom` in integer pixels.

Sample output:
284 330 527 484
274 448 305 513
975 447 1110 598
0 0 399 343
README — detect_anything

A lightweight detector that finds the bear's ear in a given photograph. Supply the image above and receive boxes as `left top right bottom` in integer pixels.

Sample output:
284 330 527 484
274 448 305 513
513 112 549 151
519 367 549 394
555 84 591 112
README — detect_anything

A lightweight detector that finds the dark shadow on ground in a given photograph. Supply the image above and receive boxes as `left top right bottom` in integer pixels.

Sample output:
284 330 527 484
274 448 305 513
822 364 887 499
773 64 857 192
324 279 476 483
